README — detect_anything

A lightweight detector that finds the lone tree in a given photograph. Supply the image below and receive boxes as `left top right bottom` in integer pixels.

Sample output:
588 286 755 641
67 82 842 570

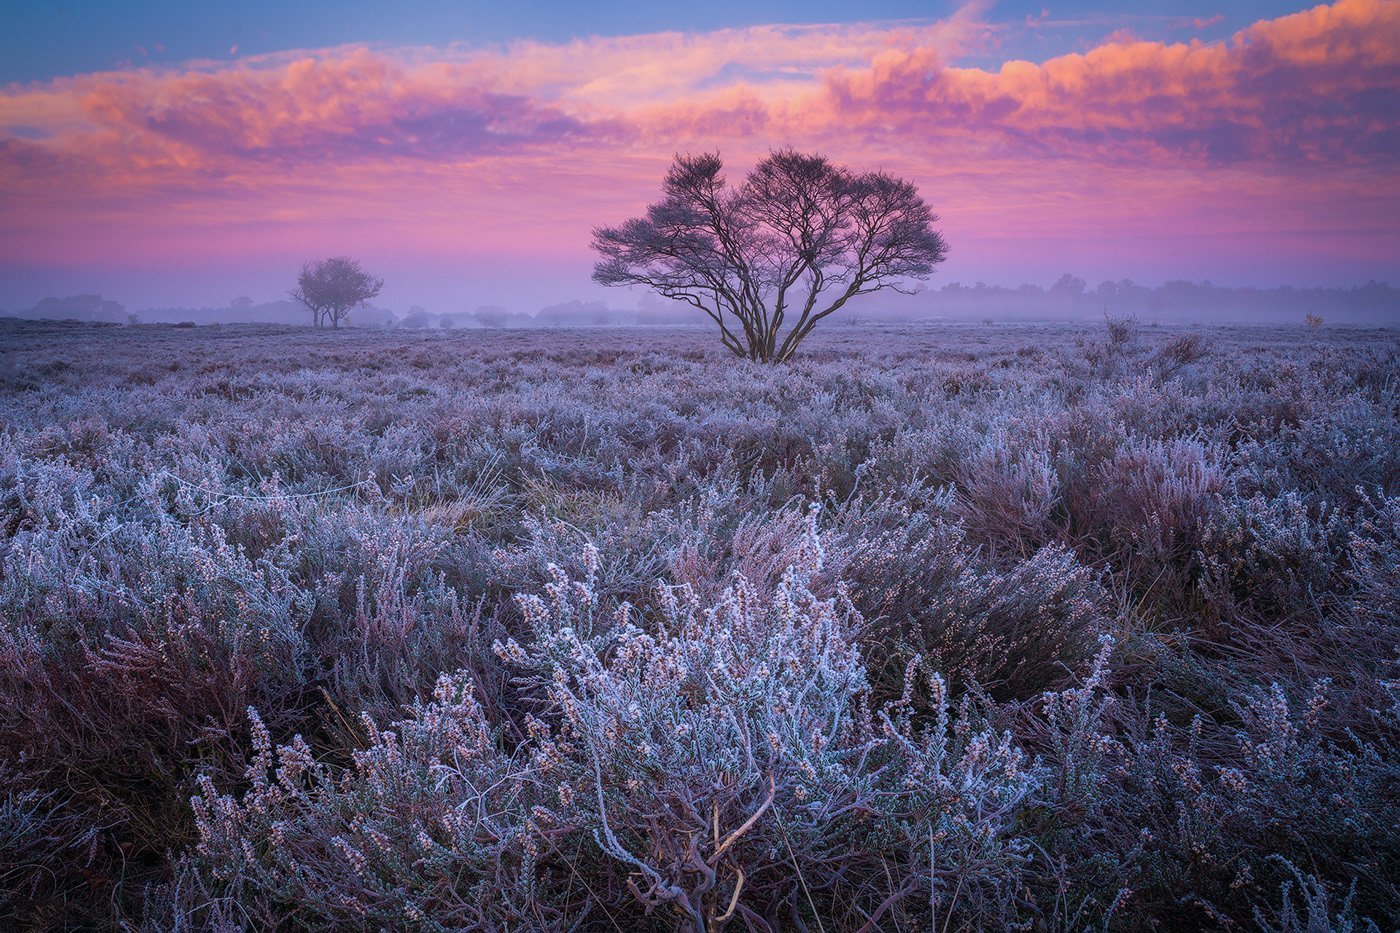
592 149 948 362
290 257 384 329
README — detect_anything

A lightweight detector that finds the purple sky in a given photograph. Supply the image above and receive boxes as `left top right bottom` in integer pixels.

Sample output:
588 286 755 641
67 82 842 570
2 1 1397 314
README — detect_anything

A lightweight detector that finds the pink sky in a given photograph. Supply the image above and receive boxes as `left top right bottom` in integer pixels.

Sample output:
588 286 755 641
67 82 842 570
2 0 1397 312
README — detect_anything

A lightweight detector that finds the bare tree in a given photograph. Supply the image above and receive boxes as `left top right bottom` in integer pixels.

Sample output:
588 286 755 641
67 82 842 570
592 149 948 362
290 257 384 330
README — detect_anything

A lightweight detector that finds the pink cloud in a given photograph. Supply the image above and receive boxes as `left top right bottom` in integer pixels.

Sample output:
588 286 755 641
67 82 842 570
67 49 604 166
813 0 1399 168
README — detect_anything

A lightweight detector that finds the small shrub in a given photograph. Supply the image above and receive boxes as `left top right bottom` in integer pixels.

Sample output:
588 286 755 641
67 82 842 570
842 509 1106 701
192 543 1043 930
1153 332 1210 378
1104 312 1140 348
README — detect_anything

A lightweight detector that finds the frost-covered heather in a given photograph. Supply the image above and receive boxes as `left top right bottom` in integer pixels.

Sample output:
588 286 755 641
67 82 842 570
0 318 1396 929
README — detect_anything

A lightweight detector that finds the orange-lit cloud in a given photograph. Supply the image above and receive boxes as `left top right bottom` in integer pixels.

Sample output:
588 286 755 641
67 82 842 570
1 0 1397 290
814 0 1399 167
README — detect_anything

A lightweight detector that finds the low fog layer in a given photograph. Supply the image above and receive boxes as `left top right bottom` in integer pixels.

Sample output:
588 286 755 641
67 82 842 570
6 277 1397 328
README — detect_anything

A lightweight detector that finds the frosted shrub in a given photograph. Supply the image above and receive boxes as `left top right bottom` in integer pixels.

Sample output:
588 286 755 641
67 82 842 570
504 535 1040 928
1217 681 1397 880
192 676 546 928
491 507 684 608
1198 491 1347 621
842 508 1106 701
327 556 505 732
1254 860 1380 933
1346 492 1400 630
950 425 1061 556
1068 313 1141 382
1103 313 1140 349
0 467 312 916
1083 435 1226 600
1037 675 1398 929
696 501 851 596
0 778 99 918
282 504 507 728
508 543 880 927
1151 332 1210 379
193 539 1042 929
1036 638 1124 814
1230 393 1397 508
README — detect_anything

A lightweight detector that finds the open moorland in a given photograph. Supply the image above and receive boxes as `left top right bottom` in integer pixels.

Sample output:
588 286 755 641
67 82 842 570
1 319 1397 930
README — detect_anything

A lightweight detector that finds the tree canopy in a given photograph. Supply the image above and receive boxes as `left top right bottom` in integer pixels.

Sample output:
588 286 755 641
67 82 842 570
290 257 384 330
592 149 948 361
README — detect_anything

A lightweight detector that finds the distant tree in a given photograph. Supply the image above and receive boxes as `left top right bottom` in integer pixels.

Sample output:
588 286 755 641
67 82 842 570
535 299 612 327
635 292 698 325
27 294 126 323
592 149 947 362
290 257 384 330
472 305 510 328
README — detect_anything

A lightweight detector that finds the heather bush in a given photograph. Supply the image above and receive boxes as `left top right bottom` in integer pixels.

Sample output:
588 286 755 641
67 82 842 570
191 539 1042 930
1253 860 1381 933
1076 679 1396 928
1152 331 1210 379
0 461 314 919
0 775 100 919
1080 435 1226 601
190 677 543 929
949 425 1061 557
1010 638 1399 929
1198 490 1348 622
1346 491 1400 630
839 505 1106 701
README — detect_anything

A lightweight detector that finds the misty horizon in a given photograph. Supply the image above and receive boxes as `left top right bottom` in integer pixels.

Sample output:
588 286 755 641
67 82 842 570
8 275 1397 329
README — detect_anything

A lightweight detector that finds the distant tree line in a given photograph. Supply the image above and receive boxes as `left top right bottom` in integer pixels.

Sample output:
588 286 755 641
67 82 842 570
9 278 1397 329
904 275 1400 325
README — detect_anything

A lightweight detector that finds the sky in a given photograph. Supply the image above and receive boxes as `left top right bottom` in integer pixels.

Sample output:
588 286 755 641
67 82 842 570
1 0 1397 314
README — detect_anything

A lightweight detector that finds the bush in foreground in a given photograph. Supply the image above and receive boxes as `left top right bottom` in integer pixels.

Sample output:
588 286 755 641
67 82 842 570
190 537 1043 929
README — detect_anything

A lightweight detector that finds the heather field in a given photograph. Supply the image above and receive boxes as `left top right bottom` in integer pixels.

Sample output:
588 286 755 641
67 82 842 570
1 318 1397 930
